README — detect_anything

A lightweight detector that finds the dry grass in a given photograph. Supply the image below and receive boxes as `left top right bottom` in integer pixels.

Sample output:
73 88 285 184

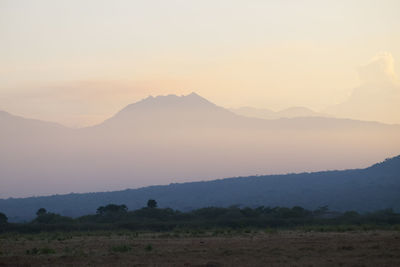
0 230 399 266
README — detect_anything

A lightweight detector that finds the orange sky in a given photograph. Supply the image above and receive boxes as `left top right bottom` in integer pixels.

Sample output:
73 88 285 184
1 0 399 127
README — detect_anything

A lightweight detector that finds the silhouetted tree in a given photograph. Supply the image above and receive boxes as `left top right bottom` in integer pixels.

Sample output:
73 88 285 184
147 199 157 209
33 212 73 224
96 206 105 215
36 208 47 216
0 212 7 224
96 204 127 216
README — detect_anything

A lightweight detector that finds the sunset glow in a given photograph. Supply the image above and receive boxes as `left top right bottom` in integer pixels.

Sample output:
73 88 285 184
1 0 399 127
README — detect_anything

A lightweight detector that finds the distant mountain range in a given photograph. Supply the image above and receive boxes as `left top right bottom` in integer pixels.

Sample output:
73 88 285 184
1 155 399 222
1 93 400 198
230 106 329 120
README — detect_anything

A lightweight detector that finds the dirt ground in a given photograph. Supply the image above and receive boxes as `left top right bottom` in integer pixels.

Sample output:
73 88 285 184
0 230 399 266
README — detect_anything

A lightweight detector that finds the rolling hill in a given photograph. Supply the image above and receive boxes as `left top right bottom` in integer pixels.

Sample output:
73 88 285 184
0 155 399 222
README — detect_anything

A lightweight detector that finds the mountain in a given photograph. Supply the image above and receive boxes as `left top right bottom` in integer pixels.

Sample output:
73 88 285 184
278 106 328 118
1 93 400 198
0 110 65 133
99 93 239 128
1 155 399 222
230 106 329 120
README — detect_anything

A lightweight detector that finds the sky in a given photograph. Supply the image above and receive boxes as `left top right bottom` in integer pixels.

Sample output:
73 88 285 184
1 0 400 127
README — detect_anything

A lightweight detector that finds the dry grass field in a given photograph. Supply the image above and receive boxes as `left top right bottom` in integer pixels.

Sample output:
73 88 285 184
0 230 400 266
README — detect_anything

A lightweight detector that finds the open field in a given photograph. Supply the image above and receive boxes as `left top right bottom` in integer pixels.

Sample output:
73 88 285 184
1 230 400 266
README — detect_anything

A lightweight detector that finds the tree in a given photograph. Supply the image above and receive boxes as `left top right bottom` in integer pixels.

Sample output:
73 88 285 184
36 208 47 216
96 204 127 216
0 212 8 224
147 199 157 209
96 206 105 215
34 212 73 224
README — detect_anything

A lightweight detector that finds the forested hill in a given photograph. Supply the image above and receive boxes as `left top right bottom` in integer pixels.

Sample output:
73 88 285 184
1 155 399 222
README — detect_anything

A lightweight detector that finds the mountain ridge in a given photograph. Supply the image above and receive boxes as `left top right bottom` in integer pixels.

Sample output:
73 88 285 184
1 93 400 198
1 154 399 222
230 105 330 120
1 93 399 128
99 92 238 128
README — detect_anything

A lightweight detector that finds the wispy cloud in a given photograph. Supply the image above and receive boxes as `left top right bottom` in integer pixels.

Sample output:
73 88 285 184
358 52 398 85
326 52 400 124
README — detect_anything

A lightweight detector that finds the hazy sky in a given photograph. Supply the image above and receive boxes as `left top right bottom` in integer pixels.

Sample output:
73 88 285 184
1 0 399 127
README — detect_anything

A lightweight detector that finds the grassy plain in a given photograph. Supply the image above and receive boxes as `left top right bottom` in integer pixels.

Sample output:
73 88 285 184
0 230 399 266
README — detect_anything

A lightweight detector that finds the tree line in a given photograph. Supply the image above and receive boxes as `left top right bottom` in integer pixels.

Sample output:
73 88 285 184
1 199 399 233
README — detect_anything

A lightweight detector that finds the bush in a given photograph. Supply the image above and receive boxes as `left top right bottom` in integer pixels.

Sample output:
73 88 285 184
111 245 132 253
0 213 8 224
26 247 56 255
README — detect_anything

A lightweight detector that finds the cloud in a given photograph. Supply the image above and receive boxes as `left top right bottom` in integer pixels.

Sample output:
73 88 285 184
325 52 400 124
358 52 398 85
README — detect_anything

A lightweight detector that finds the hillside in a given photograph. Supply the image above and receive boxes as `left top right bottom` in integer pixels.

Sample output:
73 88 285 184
1 155 399 222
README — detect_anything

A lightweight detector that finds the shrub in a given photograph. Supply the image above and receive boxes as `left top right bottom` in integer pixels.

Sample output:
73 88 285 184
26 247 55 255
111 245 132 253
0 213 8 224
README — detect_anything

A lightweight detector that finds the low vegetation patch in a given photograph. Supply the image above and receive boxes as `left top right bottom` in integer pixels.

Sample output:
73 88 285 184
1 201 400 234
26 247 56 255
111 244 132 253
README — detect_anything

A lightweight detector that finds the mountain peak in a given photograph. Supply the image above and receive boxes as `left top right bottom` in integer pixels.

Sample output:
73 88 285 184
120 93 215 112
186 92 201 98
144 92 208 102
102 92 235 126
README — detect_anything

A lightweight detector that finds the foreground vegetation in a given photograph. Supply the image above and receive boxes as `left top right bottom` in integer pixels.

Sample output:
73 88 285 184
1 230 400 266
1 201 400 266
1 200 400 233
